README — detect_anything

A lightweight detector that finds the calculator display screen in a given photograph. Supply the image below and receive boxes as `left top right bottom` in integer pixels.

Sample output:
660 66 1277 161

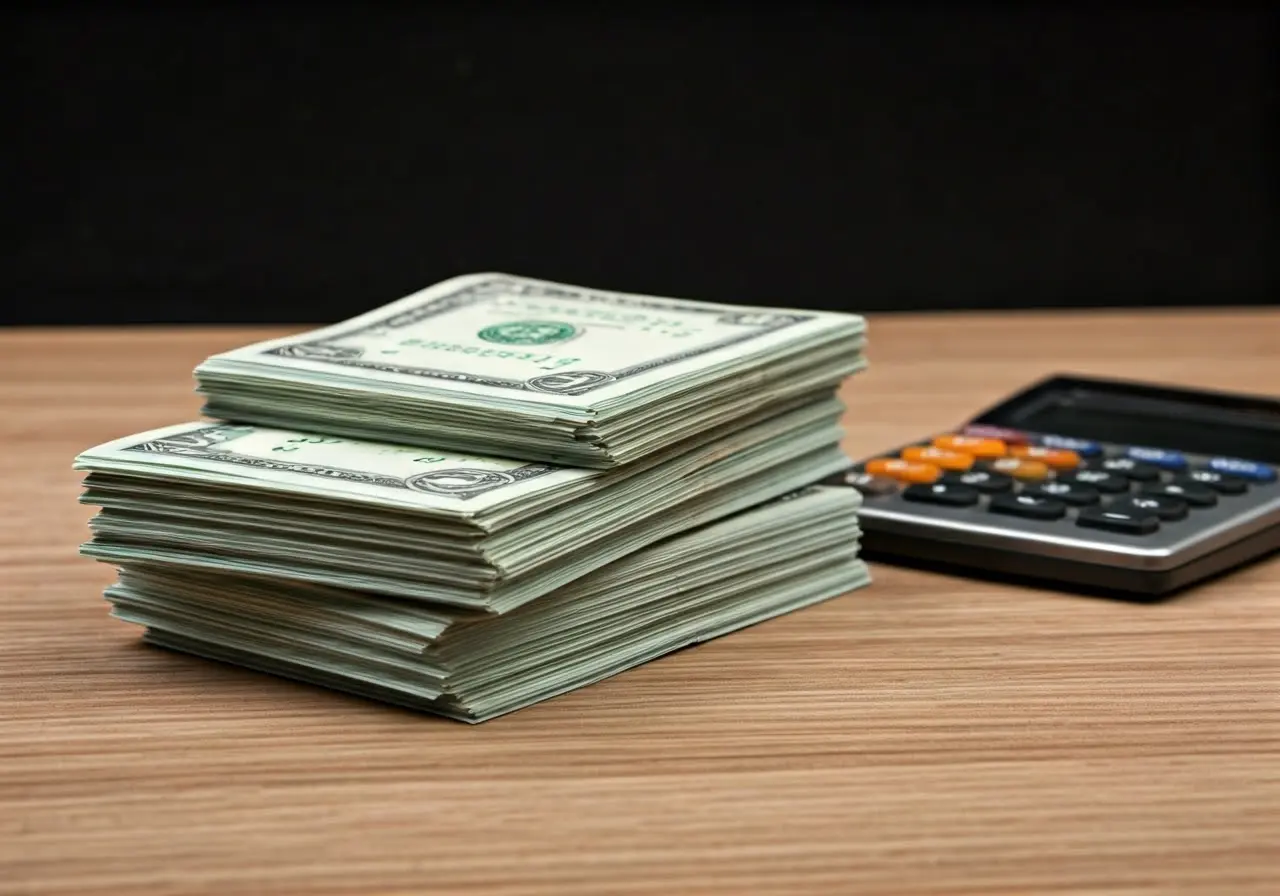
972 377 1280 463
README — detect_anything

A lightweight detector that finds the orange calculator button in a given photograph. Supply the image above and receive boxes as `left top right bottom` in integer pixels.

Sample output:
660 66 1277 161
989 457 1051 480
932 434 1008 458
1010 445 1081 469
865 458 942 483
902 446 975 471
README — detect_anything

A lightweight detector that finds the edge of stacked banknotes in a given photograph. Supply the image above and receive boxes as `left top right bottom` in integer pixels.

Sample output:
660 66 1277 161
102 486 867 723
76 272 872 721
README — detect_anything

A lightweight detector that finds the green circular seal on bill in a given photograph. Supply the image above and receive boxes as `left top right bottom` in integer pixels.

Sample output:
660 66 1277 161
477 320 578 345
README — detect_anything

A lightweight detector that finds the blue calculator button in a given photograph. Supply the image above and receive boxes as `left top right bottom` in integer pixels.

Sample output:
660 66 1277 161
1039 434 1102 457
1125 446 1187 470
1205 457 1276 482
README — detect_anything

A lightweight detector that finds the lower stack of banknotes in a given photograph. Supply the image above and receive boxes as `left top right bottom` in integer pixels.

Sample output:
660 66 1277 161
75 273 872 722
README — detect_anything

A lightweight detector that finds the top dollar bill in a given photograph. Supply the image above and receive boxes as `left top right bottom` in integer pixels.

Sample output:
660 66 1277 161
195 272 868 467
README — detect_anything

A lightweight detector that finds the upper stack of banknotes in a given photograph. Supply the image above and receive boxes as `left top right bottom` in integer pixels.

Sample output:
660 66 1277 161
76 273 871 721
194 272 867 467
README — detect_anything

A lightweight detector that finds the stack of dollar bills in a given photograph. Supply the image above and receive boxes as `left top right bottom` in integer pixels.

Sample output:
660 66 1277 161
100 487 866 723
76 273 871 721
194 272 868 468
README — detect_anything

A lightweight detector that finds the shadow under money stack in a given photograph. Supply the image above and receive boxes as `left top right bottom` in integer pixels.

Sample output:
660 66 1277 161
75 273 871 721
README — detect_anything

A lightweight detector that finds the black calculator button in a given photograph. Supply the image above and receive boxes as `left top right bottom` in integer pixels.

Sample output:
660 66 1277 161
1076 506 1161 535
1092 457 1161 482
902 482 981 507
1179 470 1247 495
1109 494 1188 522
1059 469 1130 494
1140 482 1218 508
1023 481 1101 506
942 469 1014 493
987 492 1067 520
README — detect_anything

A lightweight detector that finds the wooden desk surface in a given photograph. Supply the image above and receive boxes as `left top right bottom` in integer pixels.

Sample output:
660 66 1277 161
3 311 1278 896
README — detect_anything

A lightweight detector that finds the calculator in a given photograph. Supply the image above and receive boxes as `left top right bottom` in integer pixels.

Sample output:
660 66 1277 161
826 374 1280 598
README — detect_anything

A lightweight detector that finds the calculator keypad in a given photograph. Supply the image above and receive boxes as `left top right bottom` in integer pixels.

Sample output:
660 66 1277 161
1205 457 1276 482
988 492 1067 520
988 458 1051 480
902 482 981 507
1141 481 1218 508
932 435 1008 458
1178 471 1247 495
837 430 1276 541
1058 469 1130 493
1011 445 1081 469
1039 434 1103 457
864 458 941 483
902 446 975 471
839 471 901 496
941 469 1014 493
1076 506 1161 535
1110 494 1188 521
1092 457 1161 482
1124 446 1188 471
1023 481 1101 506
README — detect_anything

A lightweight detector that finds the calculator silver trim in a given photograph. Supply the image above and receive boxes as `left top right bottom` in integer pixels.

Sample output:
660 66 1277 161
858 496 1280 570
854 437 1280 572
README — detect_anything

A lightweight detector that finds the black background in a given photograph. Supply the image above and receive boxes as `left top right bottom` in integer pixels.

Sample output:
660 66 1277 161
6 3 1278 325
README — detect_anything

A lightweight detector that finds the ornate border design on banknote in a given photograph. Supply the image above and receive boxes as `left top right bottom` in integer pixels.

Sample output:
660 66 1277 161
260 276 813 396
123 425 557 499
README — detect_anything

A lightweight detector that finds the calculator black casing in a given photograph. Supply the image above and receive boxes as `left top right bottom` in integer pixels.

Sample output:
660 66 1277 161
847 375 1280 600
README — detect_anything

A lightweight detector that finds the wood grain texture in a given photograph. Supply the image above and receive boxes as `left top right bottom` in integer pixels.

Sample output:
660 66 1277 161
2 311 1278 896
